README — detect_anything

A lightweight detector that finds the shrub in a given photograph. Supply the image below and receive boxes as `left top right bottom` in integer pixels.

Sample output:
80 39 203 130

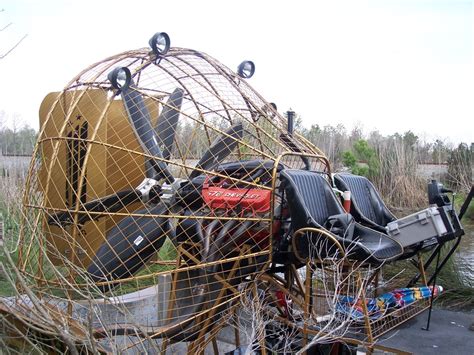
447 143 472 192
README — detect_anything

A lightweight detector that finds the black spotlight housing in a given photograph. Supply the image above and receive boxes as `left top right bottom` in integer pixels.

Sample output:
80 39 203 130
108 67 132 91
237 60 255 79
149 32 171 57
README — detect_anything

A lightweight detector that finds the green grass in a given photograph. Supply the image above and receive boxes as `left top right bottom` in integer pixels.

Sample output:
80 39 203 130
0 209 20 297
455 193 474 221
428 240 474 310
0 171 23 297
0 193 179 300
1 169 179 299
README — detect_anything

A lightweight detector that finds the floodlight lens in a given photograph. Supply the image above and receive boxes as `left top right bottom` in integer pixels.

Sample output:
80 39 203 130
116 69 127 88
149 32 171 56
108 67 131 91
237 60 255 79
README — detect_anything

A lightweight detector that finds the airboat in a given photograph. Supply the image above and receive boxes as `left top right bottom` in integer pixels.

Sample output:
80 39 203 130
0 32 472 354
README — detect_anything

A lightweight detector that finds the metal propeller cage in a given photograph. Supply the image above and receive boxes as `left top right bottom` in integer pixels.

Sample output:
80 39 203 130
0 32 460 355
16 34 331 347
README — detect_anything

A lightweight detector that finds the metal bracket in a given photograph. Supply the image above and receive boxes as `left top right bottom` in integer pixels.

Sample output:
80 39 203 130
136 178 160 203
160 178 186 206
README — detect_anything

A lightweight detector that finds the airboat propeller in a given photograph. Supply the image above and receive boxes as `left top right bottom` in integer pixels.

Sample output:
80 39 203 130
48 73 184 225
189 122 244 179
155 87 184 161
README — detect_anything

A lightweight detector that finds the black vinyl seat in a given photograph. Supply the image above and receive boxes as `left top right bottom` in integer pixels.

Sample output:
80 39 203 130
281 170 403 264
334 173 396 232
334 173 438 254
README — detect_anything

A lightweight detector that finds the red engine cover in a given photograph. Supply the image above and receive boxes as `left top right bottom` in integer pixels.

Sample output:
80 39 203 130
202 185 271 214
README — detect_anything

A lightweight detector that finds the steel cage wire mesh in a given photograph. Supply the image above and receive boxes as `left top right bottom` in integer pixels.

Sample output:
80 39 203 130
8 45 330 350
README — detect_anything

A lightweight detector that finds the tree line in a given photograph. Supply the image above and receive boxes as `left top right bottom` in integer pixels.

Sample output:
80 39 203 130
0 112 36 156
299 122 473 205
300 122 473 167
1 112 471 199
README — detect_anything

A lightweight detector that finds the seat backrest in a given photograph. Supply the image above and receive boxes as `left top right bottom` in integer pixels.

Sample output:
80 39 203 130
281 170 345 230
334 173 396 228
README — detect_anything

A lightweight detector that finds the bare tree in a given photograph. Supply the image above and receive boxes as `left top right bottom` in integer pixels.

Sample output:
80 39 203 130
1 9 27 59
295 235 384 353
233 282 300 354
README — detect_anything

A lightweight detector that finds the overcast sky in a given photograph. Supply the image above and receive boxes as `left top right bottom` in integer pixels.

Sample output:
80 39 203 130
1 0 472 144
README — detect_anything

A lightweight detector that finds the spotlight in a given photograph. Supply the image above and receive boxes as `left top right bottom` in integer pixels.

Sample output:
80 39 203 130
149 32 171 57
108 67 131 91
237 60 255 79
